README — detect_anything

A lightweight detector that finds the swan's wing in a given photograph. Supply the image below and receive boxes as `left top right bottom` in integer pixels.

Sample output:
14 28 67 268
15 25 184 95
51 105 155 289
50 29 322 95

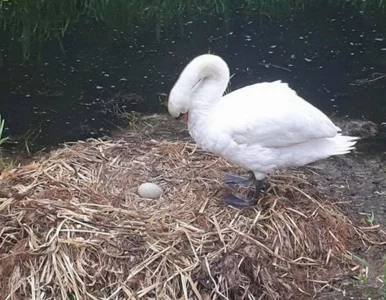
215 81 341 148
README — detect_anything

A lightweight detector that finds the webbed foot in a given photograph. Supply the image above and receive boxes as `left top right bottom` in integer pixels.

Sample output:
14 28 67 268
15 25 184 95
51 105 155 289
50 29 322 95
222 193 257 208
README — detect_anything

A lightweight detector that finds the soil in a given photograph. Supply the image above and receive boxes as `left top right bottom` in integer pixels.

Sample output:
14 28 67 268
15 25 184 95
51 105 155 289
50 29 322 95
313 153 386 299
307 119 386 299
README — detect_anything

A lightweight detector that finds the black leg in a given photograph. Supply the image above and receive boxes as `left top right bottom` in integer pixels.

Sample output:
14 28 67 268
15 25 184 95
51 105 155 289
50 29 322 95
222 175 266 209
224 171 254 185
253 178 266 198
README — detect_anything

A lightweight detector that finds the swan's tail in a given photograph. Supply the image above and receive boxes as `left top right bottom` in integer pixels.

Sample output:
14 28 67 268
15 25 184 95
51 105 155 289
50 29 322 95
281 133 360 167
283 134 360 167
328 134 359 156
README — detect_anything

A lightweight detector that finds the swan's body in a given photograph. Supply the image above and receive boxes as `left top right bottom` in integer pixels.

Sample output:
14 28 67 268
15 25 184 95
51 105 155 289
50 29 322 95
168 54 358 207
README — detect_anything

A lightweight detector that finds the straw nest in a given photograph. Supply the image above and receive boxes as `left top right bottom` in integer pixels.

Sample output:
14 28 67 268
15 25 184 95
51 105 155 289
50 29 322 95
0 114 382 299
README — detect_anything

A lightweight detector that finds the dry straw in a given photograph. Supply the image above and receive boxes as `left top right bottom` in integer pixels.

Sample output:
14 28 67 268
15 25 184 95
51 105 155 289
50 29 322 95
0 114 384 299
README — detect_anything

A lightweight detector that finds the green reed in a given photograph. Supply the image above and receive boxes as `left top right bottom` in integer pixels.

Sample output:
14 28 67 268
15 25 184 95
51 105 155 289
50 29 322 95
0 0 385 60
0 114 8 147
0 0 232 59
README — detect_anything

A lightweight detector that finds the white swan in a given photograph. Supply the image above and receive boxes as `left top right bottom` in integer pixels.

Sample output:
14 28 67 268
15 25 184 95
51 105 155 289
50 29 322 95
168 54 358 208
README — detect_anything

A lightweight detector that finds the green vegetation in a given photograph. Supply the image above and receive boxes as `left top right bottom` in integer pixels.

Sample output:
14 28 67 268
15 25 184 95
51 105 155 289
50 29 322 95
383 255 386 299
0 0 231 59
0 114 8 147
365 211 376 225
0 0 385 60
0 114 10 170
350 253 386 299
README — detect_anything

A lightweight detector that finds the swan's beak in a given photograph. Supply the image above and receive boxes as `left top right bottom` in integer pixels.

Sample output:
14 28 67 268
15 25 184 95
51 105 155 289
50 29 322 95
176 113 189 122
181 113 188 122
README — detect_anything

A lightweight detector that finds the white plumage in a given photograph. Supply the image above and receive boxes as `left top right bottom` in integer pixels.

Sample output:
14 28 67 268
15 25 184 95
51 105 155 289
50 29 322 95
168 54 358 207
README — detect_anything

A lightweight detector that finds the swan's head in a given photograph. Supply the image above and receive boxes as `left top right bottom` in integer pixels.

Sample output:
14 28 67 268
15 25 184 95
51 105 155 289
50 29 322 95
168 87 190 121
168 54 230 122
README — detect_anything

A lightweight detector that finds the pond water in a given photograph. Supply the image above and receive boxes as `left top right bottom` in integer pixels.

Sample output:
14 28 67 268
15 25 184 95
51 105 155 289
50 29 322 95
0 4 385 152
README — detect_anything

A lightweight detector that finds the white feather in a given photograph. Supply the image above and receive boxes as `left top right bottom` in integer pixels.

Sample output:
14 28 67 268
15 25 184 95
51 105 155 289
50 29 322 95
168 54 359 180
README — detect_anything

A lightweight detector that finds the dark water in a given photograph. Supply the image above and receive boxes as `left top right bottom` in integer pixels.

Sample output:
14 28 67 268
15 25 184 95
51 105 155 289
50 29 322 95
0 5 386 152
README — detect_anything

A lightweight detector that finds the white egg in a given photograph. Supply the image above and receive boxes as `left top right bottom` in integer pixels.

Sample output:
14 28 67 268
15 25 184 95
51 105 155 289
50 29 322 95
138 183 163 199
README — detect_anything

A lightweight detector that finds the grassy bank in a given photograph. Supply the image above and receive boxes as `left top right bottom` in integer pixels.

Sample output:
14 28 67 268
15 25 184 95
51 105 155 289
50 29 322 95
0 0 385 60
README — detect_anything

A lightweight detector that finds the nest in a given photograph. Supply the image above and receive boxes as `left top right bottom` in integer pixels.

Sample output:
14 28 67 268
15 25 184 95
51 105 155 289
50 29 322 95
0 115 382 299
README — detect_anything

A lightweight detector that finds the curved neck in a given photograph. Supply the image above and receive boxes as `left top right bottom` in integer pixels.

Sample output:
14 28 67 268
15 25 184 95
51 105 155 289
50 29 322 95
172 54 230 114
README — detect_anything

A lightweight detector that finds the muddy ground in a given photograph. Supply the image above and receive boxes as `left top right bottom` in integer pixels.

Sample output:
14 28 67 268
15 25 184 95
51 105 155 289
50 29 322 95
113 114 386 299
310 119 386 299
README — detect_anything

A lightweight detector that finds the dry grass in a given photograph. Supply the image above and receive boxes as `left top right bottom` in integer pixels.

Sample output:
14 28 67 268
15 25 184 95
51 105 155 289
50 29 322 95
0 114 384 300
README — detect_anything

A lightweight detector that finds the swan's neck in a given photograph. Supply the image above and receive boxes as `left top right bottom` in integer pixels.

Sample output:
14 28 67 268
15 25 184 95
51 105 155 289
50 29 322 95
173 55 230 117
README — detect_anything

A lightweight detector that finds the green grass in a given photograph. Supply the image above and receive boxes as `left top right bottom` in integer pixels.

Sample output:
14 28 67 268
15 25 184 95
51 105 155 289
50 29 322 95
350 253 386 299
244 0 386 11
0 0 231 59
0 114 10 171
383 255 386 299
0 114 8 147
0 0 386 60
365 211 376 226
